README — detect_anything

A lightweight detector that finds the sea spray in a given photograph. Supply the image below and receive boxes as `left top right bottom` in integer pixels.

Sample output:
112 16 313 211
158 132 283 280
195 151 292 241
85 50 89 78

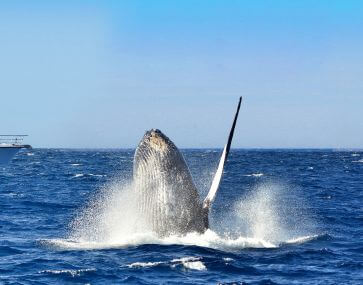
62 177 318 251
68 178 152 243
230 181 317 243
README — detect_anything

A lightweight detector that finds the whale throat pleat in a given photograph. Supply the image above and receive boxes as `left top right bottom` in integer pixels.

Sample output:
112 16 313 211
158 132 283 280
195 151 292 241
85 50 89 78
133 131 205 236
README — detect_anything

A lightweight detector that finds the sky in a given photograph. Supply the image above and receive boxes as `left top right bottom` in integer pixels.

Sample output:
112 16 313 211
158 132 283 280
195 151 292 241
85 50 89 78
1 0 362 148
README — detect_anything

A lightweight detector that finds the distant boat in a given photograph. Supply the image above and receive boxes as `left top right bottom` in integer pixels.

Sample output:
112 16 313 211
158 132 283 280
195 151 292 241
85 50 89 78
0 135 32 165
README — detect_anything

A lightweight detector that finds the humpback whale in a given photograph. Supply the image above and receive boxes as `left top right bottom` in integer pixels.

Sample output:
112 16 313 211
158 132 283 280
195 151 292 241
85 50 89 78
133 97 242 237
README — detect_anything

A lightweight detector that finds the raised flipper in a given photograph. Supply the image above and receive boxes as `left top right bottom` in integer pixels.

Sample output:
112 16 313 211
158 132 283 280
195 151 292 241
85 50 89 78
203 97 242 210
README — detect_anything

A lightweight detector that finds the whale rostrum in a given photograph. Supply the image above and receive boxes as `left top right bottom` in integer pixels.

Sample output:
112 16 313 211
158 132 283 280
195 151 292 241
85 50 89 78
133 97 242 237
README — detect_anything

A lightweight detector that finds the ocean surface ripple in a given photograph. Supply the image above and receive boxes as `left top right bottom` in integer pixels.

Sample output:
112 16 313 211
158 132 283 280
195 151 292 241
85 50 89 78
1 149 362 284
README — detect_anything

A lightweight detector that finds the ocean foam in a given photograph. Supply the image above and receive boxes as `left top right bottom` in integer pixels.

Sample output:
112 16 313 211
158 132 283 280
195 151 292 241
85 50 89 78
244 173 264 177
73 173 84 178
171 257 206 271
284 234 319 244
127 261 163 268
42 228 321 253
126 257 206 271
39 268 95 277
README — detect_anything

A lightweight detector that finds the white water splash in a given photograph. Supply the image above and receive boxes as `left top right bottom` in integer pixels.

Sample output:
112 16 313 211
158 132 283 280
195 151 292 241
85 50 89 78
68 180 151 244
227 182 316 244
44 179 318 252
44 229 281 251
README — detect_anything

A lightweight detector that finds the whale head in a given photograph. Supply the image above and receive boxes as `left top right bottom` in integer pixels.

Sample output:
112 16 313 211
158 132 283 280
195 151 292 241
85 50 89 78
133 128 191 185
141 129 173 151
133 129 207 236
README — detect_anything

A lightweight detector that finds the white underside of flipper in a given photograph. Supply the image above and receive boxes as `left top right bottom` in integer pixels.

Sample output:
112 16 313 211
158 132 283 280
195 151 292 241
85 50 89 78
203 97 242 211
203 145 227 209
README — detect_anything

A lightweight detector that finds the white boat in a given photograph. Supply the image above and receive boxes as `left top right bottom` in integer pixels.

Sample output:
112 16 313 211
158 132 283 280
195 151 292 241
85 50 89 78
0 135 32 165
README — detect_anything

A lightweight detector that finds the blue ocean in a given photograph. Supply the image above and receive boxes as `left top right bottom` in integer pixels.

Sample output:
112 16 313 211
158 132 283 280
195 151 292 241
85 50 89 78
1 148 362 284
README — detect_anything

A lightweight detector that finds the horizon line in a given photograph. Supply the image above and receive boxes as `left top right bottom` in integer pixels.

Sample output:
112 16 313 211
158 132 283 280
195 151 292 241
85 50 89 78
25 147 363 151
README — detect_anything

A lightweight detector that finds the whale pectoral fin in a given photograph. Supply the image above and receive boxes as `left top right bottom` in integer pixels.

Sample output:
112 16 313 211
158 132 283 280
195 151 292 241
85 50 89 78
203 97 242 211
202 144 227 210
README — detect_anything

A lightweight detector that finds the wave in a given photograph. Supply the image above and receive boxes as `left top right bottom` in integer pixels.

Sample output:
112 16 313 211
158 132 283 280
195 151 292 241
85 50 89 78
0 245 24 257
72 173 106 179
127 261 164 268
172 257 206 270
38 268 96 277
284 234 320 245
126 256 206 271
244 173 264 177
352 159 363 163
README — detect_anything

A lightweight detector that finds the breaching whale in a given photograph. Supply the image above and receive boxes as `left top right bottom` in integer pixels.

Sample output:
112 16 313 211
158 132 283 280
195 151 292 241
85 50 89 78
133 97 242 237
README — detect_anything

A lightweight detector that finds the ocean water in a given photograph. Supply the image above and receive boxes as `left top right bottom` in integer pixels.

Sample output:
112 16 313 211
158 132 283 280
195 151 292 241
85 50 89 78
1 148 362 284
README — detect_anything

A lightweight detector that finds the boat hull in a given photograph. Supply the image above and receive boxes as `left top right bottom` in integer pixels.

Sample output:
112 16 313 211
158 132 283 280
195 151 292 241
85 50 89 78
0 147 21 165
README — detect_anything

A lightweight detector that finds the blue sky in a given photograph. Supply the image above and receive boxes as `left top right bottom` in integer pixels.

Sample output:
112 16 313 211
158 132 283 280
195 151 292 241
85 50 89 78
1 1 362 148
